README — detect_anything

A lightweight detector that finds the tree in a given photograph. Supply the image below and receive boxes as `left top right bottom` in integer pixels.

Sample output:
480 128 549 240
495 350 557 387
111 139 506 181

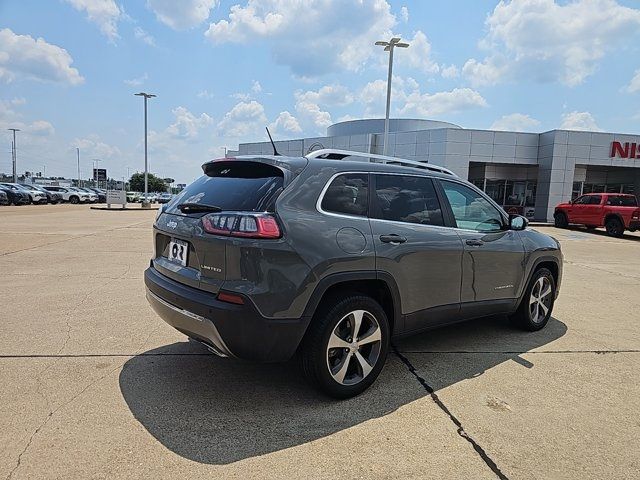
128 172 167 192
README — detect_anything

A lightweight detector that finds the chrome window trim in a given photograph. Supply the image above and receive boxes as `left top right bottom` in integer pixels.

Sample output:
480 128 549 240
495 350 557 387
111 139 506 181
316 171 510 234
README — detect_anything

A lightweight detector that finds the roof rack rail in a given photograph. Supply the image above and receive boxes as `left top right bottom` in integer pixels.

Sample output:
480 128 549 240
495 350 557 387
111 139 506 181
305 148 457 177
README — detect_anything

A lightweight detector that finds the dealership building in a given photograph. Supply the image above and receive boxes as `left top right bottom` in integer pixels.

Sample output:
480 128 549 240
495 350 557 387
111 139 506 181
234 118 640 221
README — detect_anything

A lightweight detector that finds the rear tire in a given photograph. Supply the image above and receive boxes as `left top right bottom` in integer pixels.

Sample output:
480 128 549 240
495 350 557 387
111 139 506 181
69 196 79 204
301 295 390 399
511 268 556 331
605 217 624 238
554 211 568 228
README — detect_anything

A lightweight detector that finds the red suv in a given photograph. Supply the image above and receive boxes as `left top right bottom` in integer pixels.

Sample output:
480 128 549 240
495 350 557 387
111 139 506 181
554 193 640 237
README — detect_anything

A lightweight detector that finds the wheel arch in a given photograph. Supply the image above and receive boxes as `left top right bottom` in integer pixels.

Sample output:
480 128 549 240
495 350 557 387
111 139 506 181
302 271 402 336
515 255 561 310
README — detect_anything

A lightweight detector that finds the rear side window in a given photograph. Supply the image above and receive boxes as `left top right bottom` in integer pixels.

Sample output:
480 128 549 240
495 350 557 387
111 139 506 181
372 174 444 226
321 173 368 217
588 195 602 205
607 195 638 206
166 161 284 214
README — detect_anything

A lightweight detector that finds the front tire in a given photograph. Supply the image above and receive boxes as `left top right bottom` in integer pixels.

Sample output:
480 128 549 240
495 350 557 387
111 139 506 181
69 195 79 204
511 268 556 331
554 211 568 228
301 295 390 399
605 217 624 238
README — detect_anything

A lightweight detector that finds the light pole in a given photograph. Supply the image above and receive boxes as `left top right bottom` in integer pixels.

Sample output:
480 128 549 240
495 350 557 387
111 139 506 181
77 148 81 187
221 146 227 158
375 37 409 156
134 92 156 208
8 128 20 183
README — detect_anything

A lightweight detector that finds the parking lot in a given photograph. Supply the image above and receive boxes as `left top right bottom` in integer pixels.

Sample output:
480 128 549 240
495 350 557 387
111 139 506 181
1 204 639 479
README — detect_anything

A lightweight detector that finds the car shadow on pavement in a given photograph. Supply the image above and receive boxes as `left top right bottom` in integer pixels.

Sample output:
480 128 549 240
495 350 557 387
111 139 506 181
562 226 640 242
119 316 566 465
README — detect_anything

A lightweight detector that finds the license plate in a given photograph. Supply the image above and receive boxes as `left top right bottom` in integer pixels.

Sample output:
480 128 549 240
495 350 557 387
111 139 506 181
168 238 188 267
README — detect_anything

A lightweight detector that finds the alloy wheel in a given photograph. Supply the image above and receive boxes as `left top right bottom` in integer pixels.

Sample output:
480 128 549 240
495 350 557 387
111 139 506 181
326 309 382 386
529 276 553 323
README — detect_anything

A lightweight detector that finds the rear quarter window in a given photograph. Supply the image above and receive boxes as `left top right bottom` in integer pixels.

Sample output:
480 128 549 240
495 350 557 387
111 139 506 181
320 173 368 217
607 195 638 207
166 161 284 214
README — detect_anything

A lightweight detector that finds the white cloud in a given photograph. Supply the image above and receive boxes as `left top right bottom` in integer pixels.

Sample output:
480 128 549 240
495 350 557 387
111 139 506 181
11 97 26 106
197 89 214 99
64 0 121 41
124 73 148 86
0 29 84 85
166 106 213 139
147 0 219 30
205 0 396 76
464 0 640 87
400 88 487 117
624 69 640 93
251 80 262 93
400 6 409 23
134 27 156 46
462 56 508 87
269 111 302 135
218 100 267 137
399 30 440 75
72 134 121 158
560 111 601 131
490 113 540 131
29 120 55 137
357 76 486 117
296 84 354 107
441 65 459 79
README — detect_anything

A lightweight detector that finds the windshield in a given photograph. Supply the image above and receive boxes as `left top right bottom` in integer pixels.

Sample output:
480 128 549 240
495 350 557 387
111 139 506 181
166 161 284 215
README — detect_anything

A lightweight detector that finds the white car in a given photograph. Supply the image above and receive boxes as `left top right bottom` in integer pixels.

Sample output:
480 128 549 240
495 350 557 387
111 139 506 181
43 186 93 204
0 183 47 204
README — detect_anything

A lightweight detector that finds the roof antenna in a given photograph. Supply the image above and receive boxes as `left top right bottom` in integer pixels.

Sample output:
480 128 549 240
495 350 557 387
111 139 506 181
265 127 280 156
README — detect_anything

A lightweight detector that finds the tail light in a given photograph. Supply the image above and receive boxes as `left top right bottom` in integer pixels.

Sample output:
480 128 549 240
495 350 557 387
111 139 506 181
202 212 281 239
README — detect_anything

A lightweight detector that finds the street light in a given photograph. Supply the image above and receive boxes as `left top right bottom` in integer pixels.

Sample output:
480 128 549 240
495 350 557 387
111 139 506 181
375 37 409 156
8 128 20 183
134 92 156 208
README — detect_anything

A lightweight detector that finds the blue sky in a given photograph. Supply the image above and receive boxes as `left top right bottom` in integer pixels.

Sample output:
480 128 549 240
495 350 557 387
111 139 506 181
1 0 640 184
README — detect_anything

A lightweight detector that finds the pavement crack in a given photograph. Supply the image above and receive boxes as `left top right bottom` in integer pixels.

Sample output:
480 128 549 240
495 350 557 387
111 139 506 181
393 345 509 480
5 361 125 480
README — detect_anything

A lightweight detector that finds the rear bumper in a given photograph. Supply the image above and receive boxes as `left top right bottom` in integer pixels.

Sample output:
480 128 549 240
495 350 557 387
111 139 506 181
144 266 310 362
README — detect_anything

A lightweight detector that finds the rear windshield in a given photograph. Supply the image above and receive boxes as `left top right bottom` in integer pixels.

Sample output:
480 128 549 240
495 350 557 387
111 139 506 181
166 161 284 214
607 195 638 207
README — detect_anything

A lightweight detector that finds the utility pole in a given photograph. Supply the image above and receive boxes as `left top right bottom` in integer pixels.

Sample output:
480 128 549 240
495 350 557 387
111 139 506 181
134 92 156 208
8 128 20 183
77 148 81 187
374 38 409 156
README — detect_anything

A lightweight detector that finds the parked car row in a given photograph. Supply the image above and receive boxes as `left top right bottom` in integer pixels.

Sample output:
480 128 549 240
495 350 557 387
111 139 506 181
0 183 108 205
126 192 174 204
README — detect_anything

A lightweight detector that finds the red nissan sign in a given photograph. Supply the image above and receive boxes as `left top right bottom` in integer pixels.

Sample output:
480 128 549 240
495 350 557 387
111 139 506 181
610 141 640 158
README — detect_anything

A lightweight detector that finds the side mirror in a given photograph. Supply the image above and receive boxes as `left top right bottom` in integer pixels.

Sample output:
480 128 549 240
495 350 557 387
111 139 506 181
509 214 528 231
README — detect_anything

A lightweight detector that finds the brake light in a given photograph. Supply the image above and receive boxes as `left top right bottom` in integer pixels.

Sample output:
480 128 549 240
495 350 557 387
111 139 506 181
202 213 281 239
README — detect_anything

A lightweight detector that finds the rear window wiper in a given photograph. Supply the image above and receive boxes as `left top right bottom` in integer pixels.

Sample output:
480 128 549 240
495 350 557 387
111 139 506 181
177 203 223 213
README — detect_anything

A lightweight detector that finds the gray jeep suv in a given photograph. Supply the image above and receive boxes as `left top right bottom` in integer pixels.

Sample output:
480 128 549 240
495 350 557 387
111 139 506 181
145 150 562 398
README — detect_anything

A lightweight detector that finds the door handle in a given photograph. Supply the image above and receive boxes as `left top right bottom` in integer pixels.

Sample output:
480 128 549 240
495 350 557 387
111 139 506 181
380 234 407 244
465 239 484 247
